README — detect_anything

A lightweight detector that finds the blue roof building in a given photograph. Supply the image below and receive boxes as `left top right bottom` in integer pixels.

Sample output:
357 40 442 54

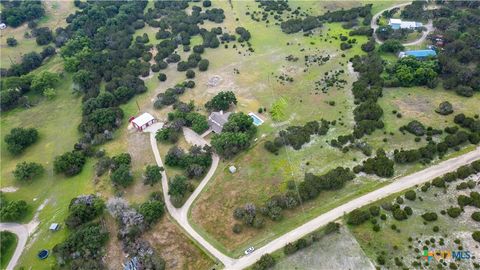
398 50 437 59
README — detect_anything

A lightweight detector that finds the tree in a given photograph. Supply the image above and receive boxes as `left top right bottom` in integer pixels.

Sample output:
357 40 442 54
66 195 105 228
6 37 18 47
447 207 462 218
144 165 162 186
347 209 370 225
379 39 404 53
421 212 438 222
31 71 60 93
0 199 28 221
186 69 195 79
211 132 250 158
12 161 44 181
53 151 86 177
168 175 188 197
252 254 276 270
205 91 237 111
110 164 133 187
404 190 416 201
198 59 209 71
4 127 39 155
73 69 95 91
33 27 53 45
138 200 165 225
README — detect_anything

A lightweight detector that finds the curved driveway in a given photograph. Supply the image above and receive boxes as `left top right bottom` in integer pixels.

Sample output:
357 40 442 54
371 2 433 46
147 122 480 269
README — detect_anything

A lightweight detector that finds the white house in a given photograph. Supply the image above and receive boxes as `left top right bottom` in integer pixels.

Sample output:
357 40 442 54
131 112 156 131
388 18 422 30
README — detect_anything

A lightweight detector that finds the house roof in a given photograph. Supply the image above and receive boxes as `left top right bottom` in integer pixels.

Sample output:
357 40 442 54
389 18 402 24
208 111 231 133
132 113 155 127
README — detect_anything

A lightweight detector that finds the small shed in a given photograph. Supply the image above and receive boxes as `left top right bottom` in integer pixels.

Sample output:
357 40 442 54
131 113 156 131
229 166 237 174
49 223 60 231
0 23 6 30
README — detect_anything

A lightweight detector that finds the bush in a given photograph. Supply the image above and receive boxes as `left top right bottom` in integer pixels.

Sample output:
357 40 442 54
4 127 39 155
393 208 408 221
158 73 167 81
347 209 370 225
232 223 242 234
138 200 165 226
473 231 480 243
12 161 44 181
6 37 17 47
198 59 209 71
422 212 438 222
65 195 105 228
324 221 340 234
447 207 462 218
110 164 134 187
186 69 195 79
472 212 480 222
54 151 86 177
0 198 28 221
369 205 380 216
144 165 162 186
405 190 416 201
253 254 276 270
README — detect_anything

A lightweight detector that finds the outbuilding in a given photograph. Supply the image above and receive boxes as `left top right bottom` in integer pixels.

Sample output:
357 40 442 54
0 23 6 30
49 223 60 231
131 113 156 131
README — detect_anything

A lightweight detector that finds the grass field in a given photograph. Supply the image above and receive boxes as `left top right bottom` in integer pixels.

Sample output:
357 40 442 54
0 231 18 270
347 174 480 269
0 1 76 69
187 0 480 258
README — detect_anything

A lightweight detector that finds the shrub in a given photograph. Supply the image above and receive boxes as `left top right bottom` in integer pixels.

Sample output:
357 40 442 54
422 212 438 222
447 207 462 218
405 190 416 201
232 223 242 234
6 37 17 47
54 151 86 177
186 69 195 79
198 59 209 71
473 231 480 243
369 205 380 216
158 73 167 81
110 164 134 187
4 127 39 155
138 200 165 226
393 208 408 221
324 221 340 234
472 212 480 222
347 209 370 225
12 161 44 181
252 254 276 270
144 165 162 186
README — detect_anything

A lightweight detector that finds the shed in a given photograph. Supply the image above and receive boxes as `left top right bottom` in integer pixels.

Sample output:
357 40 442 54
131 113 156 131
0 23 6 30
49 223 60 231
208 111 231 133
388 18 422 30
229 166 237 174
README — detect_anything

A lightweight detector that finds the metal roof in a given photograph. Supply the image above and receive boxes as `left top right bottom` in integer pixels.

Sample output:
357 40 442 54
132 113 155 127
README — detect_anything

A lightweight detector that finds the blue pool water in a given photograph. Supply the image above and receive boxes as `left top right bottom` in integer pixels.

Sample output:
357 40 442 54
249 113 264 126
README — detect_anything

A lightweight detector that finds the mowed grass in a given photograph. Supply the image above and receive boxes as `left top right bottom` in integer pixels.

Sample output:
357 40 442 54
0 231 18 270
0 1 76 69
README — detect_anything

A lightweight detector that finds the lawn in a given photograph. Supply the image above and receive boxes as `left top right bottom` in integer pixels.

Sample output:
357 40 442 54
0 231 18 270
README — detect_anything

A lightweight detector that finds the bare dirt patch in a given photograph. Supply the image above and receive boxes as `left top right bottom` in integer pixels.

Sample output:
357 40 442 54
144 216 214 270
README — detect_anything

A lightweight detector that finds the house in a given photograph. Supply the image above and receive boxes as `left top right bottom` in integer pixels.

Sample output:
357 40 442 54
208 110 231 133
49 223 60 231
398 49 437 59
131 112 156 131
0 23 6 30
388 18 422 30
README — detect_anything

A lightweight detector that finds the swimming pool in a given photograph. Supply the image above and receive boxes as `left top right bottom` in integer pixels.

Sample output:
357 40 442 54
248 112 264 126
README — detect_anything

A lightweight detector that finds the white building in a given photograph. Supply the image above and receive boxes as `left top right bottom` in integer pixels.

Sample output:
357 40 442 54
388 18 422 30
131 112 156 131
